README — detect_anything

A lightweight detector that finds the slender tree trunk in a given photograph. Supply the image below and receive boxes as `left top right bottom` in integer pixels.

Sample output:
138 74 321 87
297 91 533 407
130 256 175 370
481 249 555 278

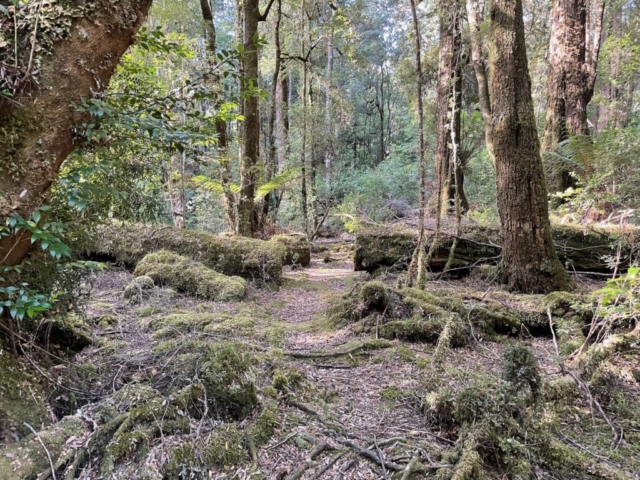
542 0 605 193
275 64 289 171
168 153 186 229
200 0 237 231
299 1 310 233
489 0 574 293
407 0 428 288
466 0 494 163
0 0 153 267
324 24 334 188
238 0 261 237
263 0 283 220
432 0 468 215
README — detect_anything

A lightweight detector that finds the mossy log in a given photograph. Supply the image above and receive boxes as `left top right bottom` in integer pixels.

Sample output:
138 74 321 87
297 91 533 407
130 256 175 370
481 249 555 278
271 233 311 266
353 224 639 274
80 223 286 283
133 251 246 302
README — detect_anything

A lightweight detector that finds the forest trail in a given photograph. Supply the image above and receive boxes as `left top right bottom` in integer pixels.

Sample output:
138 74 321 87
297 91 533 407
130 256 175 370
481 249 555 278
72 240 441 479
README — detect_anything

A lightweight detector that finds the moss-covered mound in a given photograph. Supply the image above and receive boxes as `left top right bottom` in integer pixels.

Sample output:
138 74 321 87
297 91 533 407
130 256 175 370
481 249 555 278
271 233 311 266
133 250 246 302
123 275 155 304
0 354 49 443
422 342 637 480
81 222 286 283
354 224 639 274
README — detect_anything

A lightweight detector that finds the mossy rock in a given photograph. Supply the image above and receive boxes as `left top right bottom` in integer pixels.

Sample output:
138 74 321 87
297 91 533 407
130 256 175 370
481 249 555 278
271 233 311 266
81 222 285 283
360 280 388 309
97 314 118 327
134 306 163 317
0 353 49 440
134 250 246 302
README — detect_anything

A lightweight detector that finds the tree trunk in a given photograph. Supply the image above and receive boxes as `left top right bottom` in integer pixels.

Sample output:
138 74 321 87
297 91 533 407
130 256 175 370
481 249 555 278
488 0 574 293
407 0 428 288
0 0 153 267
324 24 334 189
275 64 289 173
238 0 261 237
168 153 186 229
432 0 468 216
542 0 605 193
263 0 283 220
200 0 237 232
466 0 494 163
299 1 310 233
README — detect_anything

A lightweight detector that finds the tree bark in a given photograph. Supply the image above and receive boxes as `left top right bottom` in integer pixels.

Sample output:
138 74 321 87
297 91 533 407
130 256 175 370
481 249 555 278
407 0 428 288
324 22 335 188
0 0 153 267
238 0 261 237
466 0 494 163
168 153 186 229
542 0 605 193
488 0 574 293
200 0 237 232
299 0 310 233
263 0 283 220
432 0 468 216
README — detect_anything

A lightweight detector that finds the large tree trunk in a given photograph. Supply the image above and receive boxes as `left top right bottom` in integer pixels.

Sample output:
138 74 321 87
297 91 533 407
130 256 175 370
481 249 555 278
488 0 574 293
238 0 260 237
542 0 605 193
0 0 153 267
324 20 334 188
432 0 468 215
200 0 237 232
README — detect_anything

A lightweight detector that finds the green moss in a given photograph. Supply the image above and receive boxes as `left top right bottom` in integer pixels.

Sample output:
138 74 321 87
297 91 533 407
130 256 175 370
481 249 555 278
250 402 279 447
203 314 256 336
543 376 579 403
134 306 163 317
97 314 118 327
38 313 93 352
501 342 541 398
201 343 258 420
392 345 416 362
379 385 409 402
134 250 246 302
0 353 49 439
360 280 388 309
271 233 311 266
123 275 155 304
203 424 248 467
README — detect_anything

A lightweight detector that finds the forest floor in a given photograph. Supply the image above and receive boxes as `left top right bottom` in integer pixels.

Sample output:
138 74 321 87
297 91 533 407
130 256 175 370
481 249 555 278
5 238 639 479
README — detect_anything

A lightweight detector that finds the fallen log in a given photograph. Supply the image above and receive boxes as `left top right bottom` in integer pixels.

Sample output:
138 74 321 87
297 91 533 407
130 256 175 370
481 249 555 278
78 223 286 283
354 224 639 274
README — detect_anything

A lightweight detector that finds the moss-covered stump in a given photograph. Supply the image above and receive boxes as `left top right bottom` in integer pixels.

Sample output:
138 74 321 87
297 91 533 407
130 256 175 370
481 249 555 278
0 354 49 442
271 233 311 266
133 250 246 302
81 222 286 283
354 224 639 274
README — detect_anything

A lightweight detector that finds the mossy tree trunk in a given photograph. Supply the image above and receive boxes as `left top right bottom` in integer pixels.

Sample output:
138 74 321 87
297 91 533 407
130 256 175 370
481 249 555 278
238 0 261 237
0 0 153 267
432 0 468 216
488 0 574 293
542 0 605 193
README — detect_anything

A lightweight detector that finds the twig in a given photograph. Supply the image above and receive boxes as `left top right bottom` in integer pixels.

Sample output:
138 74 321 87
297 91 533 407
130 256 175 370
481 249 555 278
24 422 57 480
266 431 299 451
374 436 389 479
547 307 561 358
308 452 345 480
401 449 420 480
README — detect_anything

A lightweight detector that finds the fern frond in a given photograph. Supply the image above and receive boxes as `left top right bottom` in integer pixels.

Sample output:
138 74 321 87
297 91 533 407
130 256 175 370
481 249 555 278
254 167 302 201
192 175 241 194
